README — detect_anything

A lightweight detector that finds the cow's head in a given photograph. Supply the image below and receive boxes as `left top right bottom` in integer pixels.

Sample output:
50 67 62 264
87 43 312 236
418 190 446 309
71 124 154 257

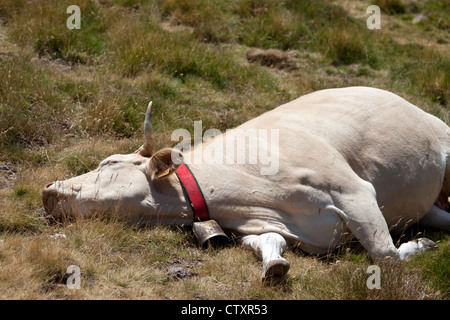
42 102 190 226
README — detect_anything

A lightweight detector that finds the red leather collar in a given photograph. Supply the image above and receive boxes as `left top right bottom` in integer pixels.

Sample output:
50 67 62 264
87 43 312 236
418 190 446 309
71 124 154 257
175 163 209 222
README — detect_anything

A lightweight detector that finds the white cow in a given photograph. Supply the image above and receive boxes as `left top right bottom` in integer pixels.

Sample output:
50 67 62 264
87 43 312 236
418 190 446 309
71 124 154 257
42 87 450 281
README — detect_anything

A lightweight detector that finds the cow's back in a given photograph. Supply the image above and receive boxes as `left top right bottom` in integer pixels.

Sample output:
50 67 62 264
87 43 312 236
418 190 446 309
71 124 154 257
241 87 447 229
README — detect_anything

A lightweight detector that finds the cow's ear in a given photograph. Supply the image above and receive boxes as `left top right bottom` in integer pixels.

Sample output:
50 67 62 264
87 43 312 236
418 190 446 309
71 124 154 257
148 148 183 180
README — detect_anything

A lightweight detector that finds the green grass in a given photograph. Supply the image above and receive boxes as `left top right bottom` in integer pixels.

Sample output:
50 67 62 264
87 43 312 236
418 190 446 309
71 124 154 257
0 54 66 149
375 0 407 15
5 0 107 63
390 45 450 106
408 234 450 298
0 0 448 299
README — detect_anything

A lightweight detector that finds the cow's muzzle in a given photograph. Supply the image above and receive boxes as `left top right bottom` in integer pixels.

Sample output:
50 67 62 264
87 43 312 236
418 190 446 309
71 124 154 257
42 182 59 215
42 182 72 217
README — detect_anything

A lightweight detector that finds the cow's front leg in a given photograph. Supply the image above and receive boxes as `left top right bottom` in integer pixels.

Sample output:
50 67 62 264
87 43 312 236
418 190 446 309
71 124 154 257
332 181 437 261
241 232 290 282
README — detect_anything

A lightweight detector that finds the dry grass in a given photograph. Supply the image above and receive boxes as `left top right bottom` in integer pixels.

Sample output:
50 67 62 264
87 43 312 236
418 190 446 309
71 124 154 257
0 223 441 299
0 0 449 300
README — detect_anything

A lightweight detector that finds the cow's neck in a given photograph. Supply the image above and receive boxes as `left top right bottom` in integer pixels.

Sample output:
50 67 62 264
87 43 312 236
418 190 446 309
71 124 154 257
154 159 275 228
181 161 275 230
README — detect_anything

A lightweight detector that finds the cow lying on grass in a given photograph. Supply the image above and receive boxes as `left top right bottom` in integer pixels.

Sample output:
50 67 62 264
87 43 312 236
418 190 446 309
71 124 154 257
43 87 450 281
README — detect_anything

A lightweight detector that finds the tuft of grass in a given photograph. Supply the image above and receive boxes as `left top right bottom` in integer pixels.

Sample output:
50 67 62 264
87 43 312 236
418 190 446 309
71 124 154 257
5 0 107 64
79 95 141 137
319 27 366 66
375 0 407 15
390 44 450 107
159 0 233 43
0 190 45 234
0 55 65 149
235 1 309 50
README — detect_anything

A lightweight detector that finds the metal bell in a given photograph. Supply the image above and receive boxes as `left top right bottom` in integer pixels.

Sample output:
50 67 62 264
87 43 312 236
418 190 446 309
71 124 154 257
192 220 228 248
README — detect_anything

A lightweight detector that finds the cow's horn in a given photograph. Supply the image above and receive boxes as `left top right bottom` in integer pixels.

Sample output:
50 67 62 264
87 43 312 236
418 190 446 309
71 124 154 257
138 101 154 157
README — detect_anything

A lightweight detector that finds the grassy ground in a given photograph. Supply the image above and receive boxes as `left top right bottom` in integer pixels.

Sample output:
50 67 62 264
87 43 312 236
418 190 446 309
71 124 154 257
0 0 449 299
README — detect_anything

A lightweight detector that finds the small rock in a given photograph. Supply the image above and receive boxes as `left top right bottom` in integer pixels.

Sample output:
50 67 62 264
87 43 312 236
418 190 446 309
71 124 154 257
194 292 206 300
49 233 67 239
167 266 196 280
412 14 428 24
167 266 189 279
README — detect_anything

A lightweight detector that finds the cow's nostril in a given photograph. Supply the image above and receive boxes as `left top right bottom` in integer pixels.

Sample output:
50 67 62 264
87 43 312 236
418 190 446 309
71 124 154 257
45 182 54 189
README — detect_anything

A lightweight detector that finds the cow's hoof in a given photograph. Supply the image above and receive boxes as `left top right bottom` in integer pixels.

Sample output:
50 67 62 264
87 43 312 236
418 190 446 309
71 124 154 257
417 237 438 248
398 237 438 260
262 259 290 284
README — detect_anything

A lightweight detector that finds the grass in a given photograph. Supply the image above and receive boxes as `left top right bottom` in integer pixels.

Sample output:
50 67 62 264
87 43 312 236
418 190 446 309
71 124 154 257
0 0 449 299
5 0 107 63
391 45 450 106
375 0 407 15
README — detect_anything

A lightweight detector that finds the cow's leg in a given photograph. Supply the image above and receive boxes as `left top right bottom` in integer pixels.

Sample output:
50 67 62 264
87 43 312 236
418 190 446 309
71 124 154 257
241 232 290 281
419 205 450 232
332 183 436 261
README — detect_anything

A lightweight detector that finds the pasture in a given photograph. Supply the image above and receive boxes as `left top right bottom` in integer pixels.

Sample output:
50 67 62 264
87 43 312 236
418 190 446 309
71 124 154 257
0 0 449 299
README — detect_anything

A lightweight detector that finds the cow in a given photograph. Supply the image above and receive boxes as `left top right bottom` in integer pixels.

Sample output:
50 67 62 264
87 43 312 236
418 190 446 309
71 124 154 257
42 87 450 281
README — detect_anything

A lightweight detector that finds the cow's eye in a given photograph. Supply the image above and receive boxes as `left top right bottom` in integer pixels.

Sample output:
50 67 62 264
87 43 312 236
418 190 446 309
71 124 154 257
99 160 119 168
